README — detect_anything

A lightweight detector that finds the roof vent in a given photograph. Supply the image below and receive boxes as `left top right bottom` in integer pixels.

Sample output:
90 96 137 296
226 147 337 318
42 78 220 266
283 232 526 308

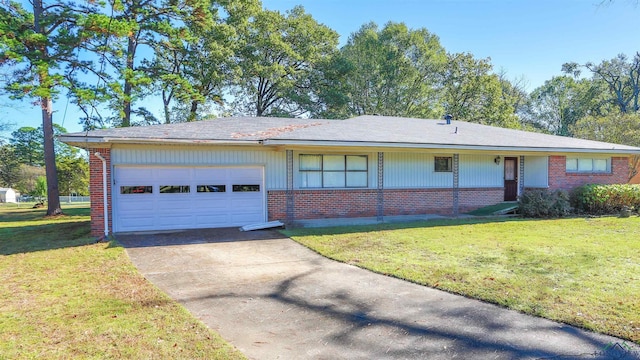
444 114 452 125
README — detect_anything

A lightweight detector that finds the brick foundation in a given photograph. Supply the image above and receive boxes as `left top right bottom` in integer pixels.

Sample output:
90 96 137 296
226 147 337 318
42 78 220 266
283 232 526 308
267 187 504 221
89 148 112 238
548 156 629 191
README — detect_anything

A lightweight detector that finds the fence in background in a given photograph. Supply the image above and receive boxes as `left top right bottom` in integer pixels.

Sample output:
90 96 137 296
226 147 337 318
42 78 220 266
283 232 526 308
60 196 90 203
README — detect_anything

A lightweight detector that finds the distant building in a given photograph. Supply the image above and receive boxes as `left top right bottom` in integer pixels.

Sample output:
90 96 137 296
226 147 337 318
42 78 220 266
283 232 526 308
0 188 17 203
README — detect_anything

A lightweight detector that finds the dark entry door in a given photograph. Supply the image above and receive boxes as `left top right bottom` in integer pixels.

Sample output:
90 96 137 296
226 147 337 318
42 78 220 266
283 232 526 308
504 157 518 201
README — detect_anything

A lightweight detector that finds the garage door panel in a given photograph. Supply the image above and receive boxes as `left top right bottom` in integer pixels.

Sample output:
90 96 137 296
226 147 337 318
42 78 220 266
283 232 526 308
156 215 195 227
114 166 265 232
195 214 232 226
230 213 262 223
157 198 193 210
119 216 155 229
118 199 155 211
157 168 192 182
117 167 153 179
231 198 262 207
195 203 230 211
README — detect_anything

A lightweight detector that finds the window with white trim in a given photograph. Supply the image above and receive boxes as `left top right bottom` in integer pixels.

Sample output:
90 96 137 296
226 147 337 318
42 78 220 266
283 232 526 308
300 154 368 188
566 157 610 173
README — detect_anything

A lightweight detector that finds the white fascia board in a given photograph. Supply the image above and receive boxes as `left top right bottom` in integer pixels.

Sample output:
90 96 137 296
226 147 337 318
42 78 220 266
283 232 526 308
58 136 263 148
262 139 640 155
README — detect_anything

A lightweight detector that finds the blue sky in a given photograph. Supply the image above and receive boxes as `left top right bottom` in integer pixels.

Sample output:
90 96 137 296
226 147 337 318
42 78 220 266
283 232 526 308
1 0 638 137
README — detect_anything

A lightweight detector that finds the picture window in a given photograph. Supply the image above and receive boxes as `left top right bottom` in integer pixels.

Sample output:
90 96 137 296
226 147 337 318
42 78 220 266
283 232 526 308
300 154 368 188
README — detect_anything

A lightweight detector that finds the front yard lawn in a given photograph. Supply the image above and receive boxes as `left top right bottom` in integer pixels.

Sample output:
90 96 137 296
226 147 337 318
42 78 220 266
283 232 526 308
283 216 640 344
0 204 245 359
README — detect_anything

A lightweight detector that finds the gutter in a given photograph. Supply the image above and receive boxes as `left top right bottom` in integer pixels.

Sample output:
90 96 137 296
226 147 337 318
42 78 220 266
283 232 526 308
261 139 640 155
94 152 109 240
57 136 263 148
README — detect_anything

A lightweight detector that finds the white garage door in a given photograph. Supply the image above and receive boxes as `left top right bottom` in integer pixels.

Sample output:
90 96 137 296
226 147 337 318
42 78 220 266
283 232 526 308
113 166 265 232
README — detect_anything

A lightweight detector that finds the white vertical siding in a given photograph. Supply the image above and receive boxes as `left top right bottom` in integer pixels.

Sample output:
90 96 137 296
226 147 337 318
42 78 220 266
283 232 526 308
384 152 452 188
111 145 287 189
459 154 503 188
523 156 548 187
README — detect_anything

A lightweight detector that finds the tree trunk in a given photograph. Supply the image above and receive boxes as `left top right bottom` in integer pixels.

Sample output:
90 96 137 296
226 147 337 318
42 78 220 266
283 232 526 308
122 35 136 127
33 0 62 216
42 97 62 215
188 101 198 122
162 89 171 124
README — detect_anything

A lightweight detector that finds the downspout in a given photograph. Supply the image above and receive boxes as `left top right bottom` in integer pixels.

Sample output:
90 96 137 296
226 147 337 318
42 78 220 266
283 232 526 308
94 152 109 239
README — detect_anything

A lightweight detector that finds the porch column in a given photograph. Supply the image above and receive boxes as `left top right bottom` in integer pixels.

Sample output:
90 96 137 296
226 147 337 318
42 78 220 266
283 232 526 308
453 153 459 216
519 155 525 197
286 149 294 223
377 152 384 221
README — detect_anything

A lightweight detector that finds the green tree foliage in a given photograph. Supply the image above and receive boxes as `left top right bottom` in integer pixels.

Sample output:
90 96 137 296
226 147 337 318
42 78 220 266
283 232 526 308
56 155 89 195
0 0 104 215
563 53 640 114
525 76 598 136
0 144 21 187
92 0 218 127
10 124 77 166
232 6 339 117
33 175 47 202
10 127 42 166
15 165 46 195
149 0 259 123
497 71 529 120
441 53 519 128
318 22 446 118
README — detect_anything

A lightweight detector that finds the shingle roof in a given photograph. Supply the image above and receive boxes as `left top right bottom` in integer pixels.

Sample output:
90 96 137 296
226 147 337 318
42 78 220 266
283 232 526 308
58 115 640 154
61 117 322 142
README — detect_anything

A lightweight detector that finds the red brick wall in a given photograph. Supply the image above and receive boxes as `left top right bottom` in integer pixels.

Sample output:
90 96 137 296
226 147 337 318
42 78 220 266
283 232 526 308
267 187 504 221
89 148 112 238
548 155 629 191
267 191 287 220
458 188 505 212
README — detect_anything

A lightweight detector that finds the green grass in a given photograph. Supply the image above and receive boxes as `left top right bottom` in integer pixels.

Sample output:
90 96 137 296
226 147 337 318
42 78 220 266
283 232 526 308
465 202 518 216
0 204 245 359
283 217 640 344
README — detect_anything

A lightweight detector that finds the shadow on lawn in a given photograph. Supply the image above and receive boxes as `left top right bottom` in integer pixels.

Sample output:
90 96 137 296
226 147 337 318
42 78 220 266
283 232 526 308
282 216 533 237
0 220 93 255
0 206 90 223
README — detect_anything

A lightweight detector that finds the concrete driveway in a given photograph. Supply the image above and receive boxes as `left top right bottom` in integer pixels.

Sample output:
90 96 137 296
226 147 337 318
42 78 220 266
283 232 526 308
117 228 640 360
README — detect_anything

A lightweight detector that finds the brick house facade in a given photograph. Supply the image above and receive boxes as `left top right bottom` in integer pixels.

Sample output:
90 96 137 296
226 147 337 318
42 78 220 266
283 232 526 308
88 150 631 237
59 116 639 237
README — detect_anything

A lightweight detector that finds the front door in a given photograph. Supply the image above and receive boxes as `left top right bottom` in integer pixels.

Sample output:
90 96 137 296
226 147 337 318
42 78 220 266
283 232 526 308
504 157 518 201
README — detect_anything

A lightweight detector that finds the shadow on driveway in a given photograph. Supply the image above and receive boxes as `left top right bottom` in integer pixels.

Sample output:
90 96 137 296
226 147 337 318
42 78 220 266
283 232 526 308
116 228 640 360
117 227 284 247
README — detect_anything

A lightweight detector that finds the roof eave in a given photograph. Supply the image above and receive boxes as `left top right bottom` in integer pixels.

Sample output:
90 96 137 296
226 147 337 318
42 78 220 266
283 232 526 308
58 136 264 148
262 139 640 155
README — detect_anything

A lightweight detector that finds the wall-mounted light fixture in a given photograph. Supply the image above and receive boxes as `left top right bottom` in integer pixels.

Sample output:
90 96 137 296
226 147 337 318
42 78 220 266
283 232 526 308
494 156 501 165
